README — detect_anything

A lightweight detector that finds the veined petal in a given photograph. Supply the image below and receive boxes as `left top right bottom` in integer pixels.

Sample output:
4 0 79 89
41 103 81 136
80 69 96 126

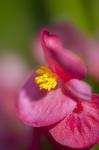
17 71 76 127
43 128 90 150
64 79 92 101
49 95 99 148
41 29 87 81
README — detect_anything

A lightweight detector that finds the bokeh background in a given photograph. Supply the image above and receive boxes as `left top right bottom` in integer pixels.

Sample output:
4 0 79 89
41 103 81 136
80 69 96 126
0 0 99 149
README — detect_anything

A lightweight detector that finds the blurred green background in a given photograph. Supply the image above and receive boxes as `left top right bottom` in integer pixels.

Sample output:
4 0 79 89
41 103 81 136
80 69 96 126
0 0 99 60
0 0 99 149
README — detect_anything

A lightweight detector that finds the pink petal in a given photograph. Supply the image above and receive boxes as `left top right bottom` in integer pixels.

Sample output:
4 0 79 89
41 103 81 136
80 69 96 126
41 29 87 81
43 128 90 150
17 71 76 127
49 95 99 148
49 23 99 81
41 29 63 52
49 22 88 57
33 22 89 65
64 79 92 101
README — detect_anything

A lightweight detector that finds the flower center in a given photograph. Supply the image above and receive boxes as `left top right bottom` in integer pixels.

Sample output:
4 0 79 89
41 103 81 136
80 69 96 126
35 66 57 91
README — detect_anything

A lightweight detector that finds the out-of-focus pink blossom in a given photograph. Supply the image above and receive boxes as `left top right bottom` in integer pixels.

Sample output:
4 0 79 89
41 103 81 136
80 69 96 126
17 30 99 149
0 52 32 150
33 22 99 81
0 53 28 89
0 52 29 120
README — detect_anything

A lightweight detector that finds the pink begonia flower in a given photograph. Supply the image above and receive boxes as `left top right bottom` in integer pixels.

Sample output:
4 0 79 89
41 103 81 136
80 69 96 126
17 30 99 149
34 22 99 81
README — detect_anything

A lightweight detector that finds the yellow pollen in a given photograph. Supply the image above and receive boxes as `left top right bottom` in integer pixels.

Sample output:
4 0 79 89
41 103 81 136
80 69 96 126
35 66 57 91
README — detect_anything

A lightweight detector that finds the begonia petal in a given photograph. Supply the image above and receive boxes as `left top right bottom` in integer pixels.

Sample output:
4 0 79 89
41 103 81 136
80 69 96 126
41 29 87 81
33 22 89 64
64 79 92 101
17 71 76 127
49 95 99 148
49 22 88 57
49 23 99 81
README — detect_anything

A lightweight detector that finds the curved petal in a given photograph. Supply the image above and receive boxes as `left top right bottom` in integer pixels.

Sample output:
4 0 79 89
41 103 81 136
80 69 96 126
43 128 90 150
17 71 76 127
41 29 87 81
64 79 92 101
34 22 89 64
49 23 99 82
49 95 99 148
49 22 88 57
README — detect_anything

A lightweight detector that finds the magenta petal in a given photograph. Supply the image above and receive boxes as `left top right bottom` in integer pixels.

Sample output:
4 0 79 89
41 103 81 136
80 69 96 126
49 95 99 148
41 29 62 52
41 29 87 81
64 79 92 101
17 71 76 127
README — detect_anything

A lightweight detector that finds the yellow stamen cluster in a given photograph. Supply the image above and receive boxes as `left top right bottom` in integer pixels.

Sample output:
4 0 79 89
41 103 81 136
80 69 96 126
35 66 57 91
